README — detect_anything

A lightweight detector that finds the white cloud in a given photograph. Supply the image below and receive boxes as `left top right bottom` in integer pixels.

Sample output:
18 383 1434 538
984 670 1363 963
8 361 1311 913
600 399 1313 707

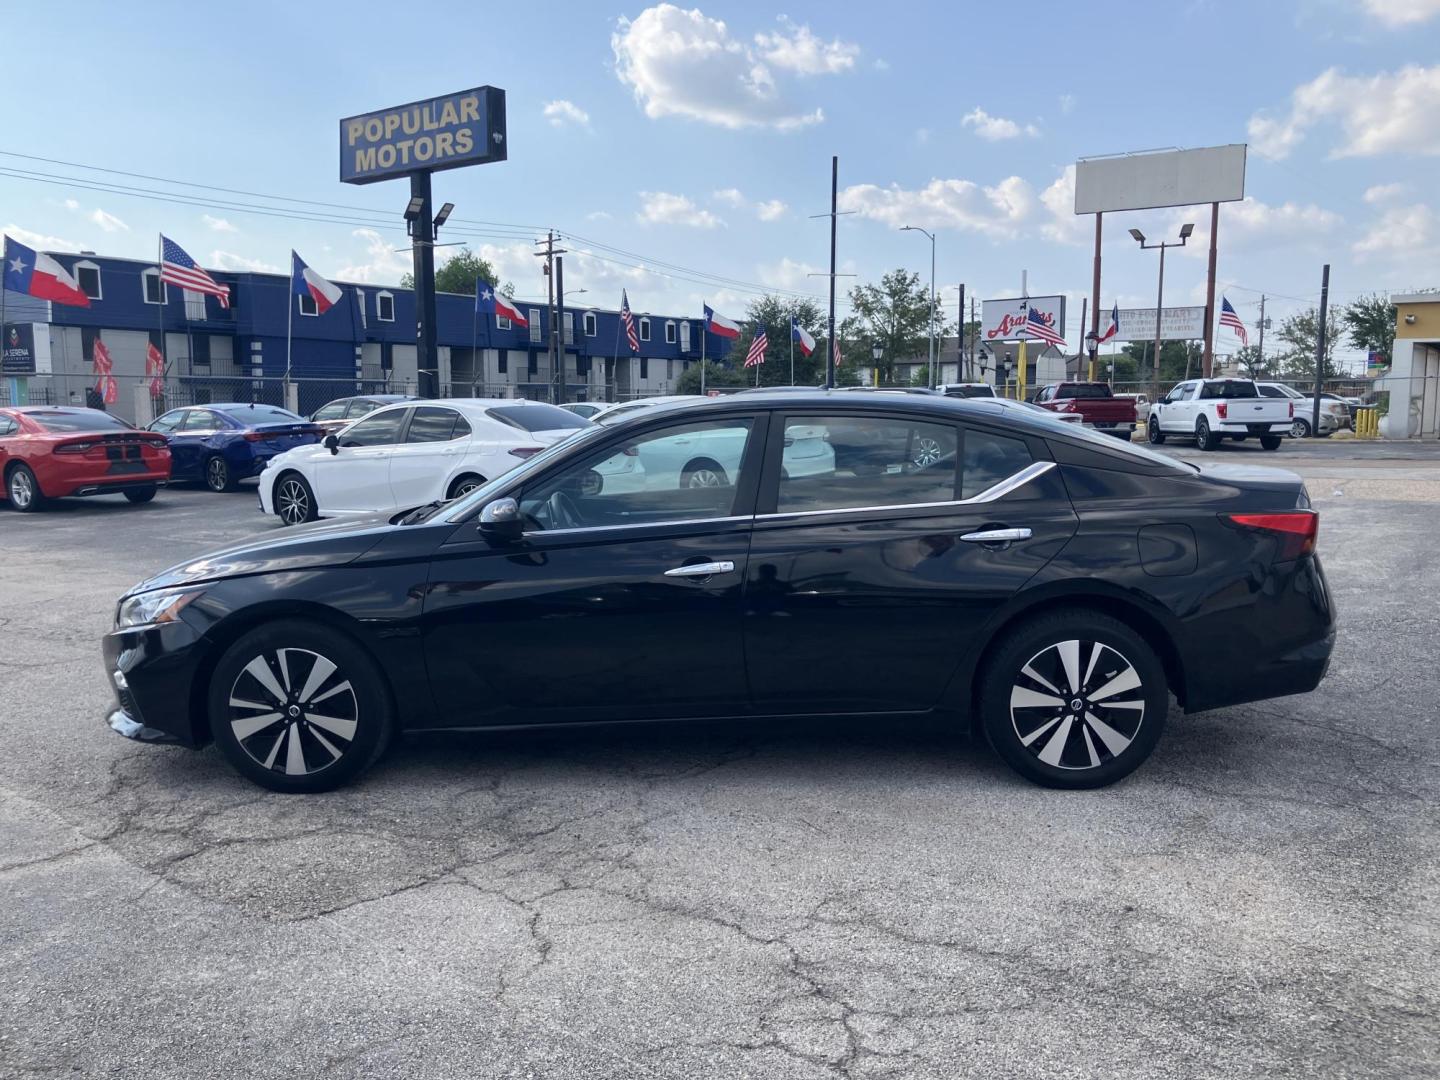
612 5 852 131
1039 166 1086 244
636 191 723 228
1058 93 1076 115
1248 64 1440 159
1360 0 1440 25
208 251 282 273
961 107 1039 141
1 224 81 251
755 256 827 292
713 187 747 206
839 176 1036 237
1364 183 1406 203
89 208 129 233
543 99 591 128
203 214 238 233
1170 196 1340 258
1354 202 1437 259
586 210 613 221
753 17 858 76
755 199 787 222
872 58 890 72
334 228 412 284
63 198 80 211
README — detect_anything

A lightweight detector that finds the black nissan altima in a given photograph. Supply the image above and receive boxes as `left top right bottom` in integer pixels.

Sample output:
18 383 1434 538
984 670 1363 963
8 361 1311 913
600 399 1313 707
102 391 1335 793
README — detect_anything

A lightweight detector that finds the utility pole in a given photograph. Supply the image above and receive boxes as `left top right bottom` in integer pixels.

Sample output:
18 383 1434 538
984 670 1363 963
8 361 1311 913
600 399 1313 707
970 294 978 382
410 174 439 398
1256 295 1267 378
533 231 566 404
1312 265 1330 436
956 283 965 386
827 156 838 388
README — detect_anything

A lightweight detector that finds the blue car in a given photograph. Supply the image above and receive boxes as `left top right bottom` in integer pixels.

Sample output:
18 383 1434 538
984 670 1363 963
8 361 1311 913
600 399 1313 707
147 403 323 492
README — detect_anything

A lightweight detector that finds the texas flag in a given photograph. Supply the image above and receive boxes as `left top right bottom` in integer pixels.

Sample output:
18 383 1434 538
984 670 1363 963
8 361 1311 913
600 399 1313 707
291 251 342 315
475 281 527 326
791 317 815 357
3 236 91 307
705 304 741 339
1096 302 1119 344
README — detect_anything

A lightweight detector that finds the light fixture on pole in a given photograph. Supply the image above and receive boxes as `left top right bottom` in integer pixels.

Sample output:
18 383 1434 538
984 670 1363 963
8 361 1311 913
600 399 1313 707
403 195 425 238
871 341 883 387
432 202 454 231
1131 224 1193 402
899 225 937 388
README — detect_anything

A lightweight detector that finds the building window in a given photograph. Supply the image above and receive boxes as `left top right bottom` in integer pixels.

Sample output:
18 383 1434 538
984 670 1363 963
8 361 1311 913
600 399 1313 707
498 350 508 375
563 312 574 344
497 314 511 330
584 311 597 337
528 352 538 377
665 320 676 344
639 317 651 342
529 309 542 343
298 293 319 317
356 289 367 329
577 354 590 376
142 268 167 305
680 321 691 351
74 261 101 301
640 357 649 380
667 359 674 380
377 291 395 322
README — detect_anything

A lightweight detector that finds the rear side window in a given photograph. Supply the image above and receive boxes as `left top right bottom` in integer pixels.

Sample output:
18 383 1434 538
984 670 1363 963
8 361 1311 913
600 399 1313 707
962 431 1033 499
28 410 135 433
1199 380 1258 399
1257 385 1284 398
1057 384 1112 399
776 416 957 514
346 399 379 418
313 401 349 421
406 407 461 443
487 404 589 432
149 410 185 433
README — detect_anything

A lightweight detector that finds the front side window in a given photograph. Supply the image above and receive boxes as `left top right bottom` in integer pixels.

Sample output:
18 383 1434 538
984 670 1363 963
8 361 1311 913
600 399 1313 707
339 409 406 447
406 406 462 443
149 410 185 433
774 416 958 514
518 418 755 532
345 399 379 418
313 402 349 421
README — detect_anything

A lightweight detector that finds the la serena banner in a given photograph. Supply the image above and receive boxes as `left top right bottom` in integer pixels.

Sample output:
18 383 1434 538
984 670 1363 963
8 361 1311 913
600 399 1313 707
340 87 507 185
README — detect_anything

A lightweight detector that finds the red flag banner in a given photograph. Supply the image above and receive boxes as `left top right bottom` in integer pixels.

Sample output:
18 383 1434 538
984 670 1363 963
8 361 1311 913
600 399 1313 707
93 340 118 404
146 342 164 397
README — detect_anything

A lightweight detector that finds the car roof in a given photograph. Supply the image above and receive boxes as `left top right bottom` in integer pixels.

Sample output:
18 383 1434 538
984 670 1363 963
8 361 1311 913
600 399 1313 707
10 405 108 414
200 402 300 413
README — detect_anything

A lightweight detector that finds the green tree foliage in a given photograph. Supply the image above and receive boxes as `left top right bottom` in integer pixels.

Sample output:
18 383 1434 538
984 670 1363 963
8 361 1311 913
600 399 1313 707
1274 307 1342 380
400 248 510 296
1119 340 1204 385
1230 344 1273 379
674 360 745 395
1340 293 1396 364
845 269 950 383
712 295 827 388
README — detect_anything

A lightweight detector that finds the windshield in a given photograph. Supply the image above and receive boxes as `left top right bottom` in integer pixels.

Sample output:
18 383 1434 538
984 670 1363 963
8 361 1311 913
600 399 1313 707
218 405 303 425
28 410 136 433
487 404 591 432
441 423 610 522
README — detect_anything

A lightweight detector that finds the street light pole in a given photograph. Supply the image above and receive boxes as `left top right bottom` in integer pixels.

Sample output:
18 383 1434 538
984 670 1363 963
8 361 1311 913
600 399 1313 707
900 226 936 388
1130 224 1193 404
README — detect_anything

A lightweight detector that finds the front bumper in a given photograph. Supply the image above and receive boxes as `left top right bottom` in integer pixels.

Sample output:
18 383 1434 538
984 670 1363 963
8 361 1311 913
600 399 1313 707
101 617 209 748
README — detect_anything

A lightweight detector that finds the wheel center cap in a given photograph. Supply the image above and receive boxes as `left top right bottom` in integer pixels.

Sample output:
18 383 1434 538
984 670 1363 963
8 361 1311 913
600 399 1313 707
287 705 302 719
1070 698 1085 712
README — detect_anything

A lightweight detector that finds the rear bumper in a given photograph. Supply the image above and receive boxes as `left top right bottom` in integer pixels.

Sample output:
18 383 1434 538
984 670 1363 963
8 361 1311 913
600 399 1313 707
41 463 170 498
1216 422 1291 436
100 617 208 748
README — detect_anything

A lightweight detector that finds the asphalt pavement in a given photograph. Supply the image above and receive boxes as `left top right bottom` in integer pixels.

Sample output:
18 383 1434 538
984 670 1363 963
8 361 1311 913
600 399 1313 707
1 445 1437 1080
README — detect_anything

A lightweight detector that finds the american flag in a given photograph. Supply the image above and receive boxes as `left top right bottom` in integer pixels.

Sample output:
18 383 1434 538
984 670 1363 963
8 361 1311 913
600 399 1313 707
745 329 767 368
1219 296 1248 346
159 235 230 308
619 289 639 352
1022 306 1065 347
832 334 842 371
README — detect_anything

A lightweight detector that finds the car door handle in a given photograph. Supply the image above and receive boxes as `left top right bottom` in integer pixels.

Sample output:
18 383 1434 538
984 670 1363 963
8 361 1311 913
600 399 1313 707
960 528 1032 544
664 560 736 578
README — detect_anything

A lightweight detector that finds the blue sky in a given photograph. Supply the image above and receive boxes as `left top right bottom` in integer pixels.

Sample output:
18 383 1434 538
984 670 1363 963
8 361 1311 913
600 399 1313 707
3 0 1438 368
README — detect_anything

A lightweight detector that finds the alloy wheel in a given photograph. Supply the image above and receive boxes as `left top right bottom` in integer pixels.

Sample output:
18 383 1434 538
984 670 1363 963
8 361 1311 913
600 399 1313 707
207 457 229 491
276 478 310 525
685 468 724 488
911 436 943 468
226 647 360 777
452 479 480 498
1009 639 1146 771
1291 419 1310 439
9 470 33 509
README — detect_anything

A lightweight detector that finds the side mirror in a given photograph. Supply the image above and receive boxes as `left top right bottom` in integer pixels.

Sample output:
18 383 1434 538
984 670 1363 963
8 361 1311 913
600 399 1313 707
324 434 339 455
478 497 522 541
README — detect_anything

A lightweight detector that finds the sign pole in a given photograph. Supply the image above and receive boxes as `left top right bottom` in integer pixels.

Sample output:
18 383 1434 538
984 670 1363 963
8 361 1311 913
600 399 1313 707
410 172 439 398
1090 212 1102 382
554 255 565 404
1152 244 1166 405
1312 264 1330 436
701 325 706 395
1202 201 1219 378
825 155 838 389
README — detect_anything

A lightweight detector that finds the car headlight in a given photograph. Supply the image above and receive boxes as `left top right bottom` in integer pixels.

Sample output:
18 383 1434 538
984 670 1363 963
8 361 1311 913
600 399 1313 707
116 588 203 629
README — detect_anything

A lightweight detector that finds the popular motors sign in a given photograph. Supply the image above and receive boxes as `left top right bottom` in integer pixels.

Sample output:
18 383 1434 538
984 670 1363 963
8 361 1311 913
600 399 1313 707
340 87 507 185
1114 306 1206 342
982 296 1066 342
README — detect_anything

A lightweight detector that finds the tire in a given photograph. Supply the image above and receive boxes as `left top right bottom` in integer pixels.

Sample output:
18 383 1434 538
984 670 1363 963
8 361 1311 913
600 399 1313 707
208 620 395 794
1147 418 1166 445
1291 418 1311 439
447 474 485 500
680 459 728 489
205 454 236 492
274 472 318 525
1260 435 1283 451
978 609 1169 789
1111 430 1133 442
1196 416 1221 451
123 485 158 504
5 463 44 512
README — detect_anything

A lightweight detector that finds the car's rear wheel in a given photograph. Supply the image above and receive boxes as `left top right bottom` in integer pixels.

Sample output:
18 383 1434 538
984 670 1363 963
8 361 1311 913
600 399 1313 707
1291 418 1311 439
1147 419 1166 444
205 454 236 492
208 620 394 793
1196 416 1221 451
447 473 485 500
123 485 158 504
1260 435 1283 451
979 610 1168 789
680 459 727 489
6 464 44 512
274 472 318 525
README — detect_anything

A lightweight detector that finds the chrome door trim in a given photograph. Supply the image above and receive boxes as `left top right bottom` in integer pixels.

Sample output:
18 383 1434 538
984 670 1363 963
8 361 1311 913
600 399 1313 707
753 461 1056 523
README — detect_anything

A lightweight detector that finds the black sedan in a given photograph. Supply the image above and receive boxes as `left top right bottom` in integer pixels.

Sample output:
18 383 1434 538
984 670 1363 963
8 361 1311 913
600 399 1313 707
102 391 1335 793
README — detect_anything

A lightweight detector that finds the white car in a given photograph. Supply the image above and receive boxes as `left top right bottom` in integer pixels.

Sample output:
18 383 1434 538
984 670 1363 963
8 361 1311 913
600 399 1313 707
590 395 698 425
586 419 835 494
1256 383 1349 438
259 398 590 525
560 401 614 420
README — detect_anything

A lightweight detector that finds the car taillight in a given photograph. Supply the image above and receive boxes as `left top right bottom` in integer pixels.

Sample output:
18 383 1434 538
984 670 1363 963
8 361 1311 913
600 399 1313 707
54 441 93 454
509 447 543 459
1223 511 1319 559
243 431 267 442
1216 402 1228 419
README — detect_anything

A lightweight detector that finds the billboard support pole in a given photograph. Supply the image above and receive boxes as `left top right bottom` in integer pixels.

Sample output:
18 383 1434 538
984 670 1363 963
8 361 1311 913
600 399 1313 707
1312 264 1330 435
1203 201 1219 378
825 155 838 389
410 171 439 398
1153 244 1166 405
1090 212 1102 381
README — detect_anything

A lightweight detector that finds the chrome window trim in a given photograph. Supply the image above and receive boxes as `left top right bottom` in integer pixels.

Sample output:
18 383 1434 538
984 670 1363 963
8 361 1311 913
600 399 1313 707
520 514 753 539
757 460 1056 522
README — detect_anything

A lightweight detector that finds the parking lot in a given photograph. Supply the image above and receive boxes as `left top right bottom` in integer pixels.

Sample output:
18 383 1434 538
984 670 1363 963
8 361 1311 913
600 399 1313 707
2 438 1438 1080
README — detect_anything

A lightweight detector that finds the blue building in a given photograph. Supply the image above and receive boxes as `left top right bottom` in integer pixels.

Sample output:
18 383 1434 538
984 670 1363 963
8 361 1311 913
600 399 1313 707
1 250 733 415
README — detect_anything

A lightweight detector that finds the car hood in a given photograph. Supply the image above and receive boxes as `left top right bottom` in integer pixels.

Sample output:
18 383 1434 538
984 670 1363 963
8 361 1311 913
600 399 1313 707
125 512 398 595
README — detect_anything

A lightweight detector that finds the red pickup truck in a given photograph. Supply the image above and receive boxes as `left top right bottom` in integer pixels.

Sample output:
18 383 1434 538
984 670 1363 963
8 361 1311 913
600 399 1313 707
1033 382 1138 440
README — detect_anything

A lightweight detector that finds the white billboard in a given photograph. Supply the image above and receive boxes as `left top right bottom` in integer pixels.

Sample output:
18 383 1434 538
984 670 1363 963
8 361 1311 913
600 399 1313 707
982 295 1066 344
1113 306 1207 342
1074 145 1246 215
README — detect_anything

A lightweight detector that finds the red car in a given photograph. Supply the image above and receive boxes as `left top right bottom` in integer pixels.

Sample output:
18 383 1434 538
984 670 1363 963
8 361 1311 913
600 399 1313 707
0 406 172 512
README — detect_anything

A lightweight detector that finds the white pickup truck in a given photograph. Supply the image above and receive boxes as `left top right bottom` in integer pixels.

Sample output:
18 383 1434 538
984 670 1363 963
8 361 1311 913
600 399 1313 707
1146 377 1293 451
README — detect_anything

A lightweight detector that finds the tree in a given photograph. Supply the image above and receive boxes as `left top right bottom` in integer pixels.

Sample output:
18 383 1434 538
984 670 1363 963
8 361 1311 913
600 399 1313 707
674 360 745 395
400 248 510 296
1274 307 1342 380
1341 293 1396 366
1231 344 1273 379
846 270 950 384
715 295 826 388
1120 340 1203 386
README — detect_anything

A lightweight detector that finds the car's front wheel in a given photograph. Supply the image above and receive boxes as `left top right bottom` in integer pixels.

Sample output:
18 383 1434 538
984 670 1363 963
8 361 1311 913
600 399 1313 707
979 610 1168 789
274 472 318 525
208 620 395 793
1147 418 1166 444
6 464 44 512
